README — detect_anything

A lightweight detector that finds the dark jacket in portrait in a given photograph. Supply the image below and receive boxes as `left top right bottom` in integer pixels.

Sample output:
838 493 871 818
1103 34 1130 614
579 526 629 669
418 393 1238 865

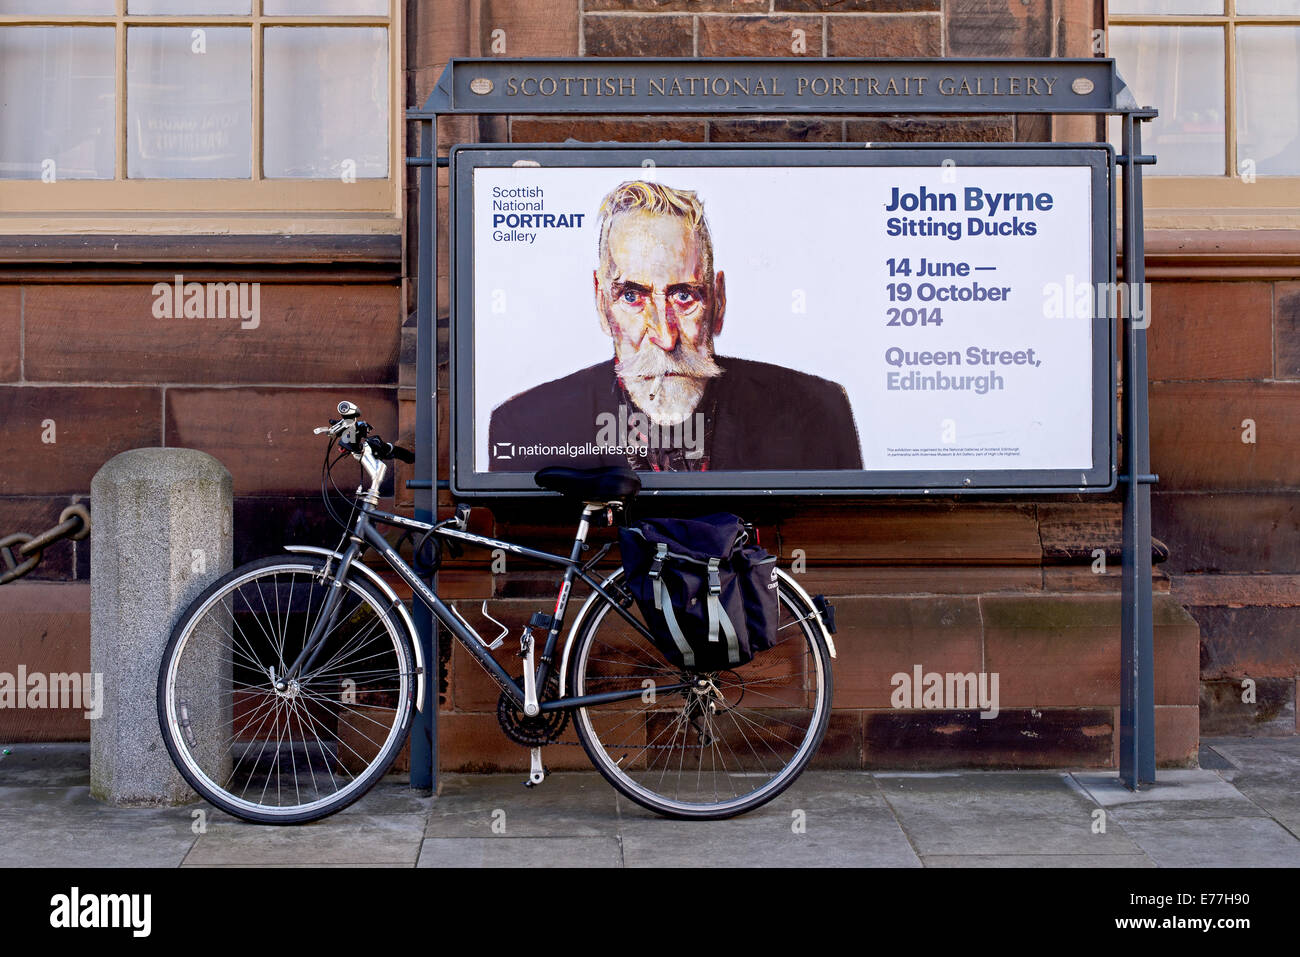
487 356 862 474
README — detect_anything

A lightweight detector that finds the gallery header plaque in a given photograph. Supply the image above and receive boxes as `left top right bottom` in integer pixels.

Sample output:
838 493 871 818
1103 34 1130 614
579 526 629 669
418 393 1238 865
450 143 1116 496
422 57 1129 116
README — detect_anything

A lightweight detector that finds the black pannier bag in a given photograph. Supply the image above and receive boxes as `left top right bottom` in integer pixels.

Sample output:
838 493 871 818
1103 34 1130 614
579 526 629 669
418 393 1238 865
618 514 779 670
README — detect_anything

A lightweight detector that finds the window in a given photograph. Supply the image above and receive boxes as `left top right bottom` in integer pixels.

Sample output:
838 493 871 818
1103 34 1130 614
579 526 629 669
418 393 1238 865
0 0 397 231
1108 0 1300 224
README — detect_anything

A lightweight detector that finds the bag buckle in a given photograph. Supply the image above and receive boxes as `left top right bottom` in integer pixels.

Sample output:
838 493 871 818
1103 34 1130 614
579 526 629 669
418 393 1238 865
649 542 667 580
707 557 722 595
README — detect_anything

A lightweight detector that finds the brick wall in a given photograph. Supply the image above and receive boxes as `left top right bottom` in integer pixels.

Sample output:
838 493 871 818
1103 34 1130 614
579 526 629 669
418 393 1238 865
0 242 402 741
1146 269 1300 735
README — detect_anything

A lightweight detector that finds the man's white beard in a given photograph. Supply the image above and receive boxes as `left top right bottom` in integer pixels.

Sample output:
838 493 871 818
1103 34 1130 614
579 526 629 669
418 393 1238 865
615 344 723 427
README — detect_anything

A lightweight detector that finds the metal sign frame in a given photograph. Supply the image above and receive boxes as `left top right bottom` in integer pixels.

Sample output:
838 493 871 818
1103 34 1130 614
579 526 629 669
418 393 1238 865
406 57 1159 792
449 141 1116 496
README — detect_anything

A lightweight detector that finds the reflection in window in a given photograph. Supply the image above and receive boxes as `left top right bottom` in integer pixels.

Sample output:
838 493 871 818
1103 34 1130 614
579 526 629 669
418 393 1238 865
263 27 388 179
1108 0 1222 13
1237 27 1300 175
128 1 250 12
264 0 389 14
0 1 113 11
1109 26 1225 175
127 27 251 179
0 27 115 180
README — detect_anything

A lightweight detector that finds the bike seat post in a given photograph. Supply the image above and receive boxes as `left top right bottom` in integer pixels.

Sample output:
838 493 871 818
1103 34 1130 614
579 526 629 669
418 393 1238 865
569 503 602 562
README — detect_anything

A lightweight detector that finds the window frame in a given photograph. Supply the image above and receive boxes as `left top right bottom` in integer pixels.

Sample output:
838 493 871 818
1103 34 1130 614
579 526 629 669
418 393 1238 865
0 0 400 233
1109 0 1300 226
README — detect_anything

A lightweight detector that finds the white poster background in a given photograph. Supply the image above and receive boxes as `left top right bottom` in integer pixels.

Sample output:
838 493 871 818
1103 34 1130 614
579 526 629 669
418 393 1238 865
471 163 1094 474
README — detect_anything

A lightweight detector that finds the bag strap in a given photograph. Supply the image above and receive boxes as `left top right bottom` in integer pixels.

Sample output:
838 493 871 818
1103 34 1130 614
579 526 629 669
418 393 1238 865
650 543 694 668
706 558 740 666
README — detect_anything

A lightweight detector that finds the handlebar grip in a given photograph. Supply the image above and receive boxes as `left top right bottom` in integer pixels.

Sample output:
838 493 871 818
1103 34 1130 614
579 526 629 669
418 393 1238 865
364 436 415 463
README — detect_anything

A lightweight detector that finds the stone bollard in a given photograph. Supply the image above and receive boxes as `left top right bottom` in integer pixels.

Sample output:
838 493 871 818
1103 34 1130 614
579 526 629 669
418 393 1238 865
90 448 232 806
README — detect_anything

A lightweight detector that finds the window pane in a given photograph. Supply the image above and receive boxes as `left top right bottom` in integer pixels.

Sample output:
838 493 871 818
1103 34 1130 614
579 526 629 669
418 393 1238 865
128 1 251 12
0 1 113 11
1109 0 1222 13
127 27 251 178
1238 27 1300 175
0 27 114 180
1237 0 1300 12
263 27 388 179
264 0 389 14
1109 26 1225 175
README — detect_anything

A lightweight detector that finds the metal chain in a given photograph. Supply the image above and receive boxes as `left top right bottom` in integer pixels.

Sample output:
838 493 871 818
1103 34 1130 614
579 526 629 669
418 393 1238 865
0 505 90 586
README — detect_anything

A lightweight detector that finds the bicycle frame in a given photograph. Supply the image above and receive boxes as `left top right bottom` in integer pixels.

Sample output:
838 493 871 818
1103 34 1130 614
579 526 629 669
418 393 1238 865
283 500 695 714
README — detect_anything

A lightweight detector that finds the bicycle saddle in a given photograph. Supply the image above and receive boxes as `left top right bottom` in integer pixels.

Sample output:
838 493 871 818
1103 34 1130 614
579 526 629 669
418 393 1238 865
534 465 641 502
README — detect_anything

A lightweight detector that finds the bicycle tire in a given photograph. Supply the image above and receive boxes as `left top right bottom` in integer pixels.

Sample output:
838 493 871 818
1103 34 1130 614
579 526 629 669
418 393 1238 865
157 554 417 824
568 567 833 820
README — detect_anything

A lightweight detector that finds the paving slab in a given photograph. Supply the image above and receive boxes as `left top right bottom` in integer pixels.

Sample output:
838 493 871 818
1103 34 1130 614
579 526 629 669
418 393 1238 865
1201 736 1300 837
1071 770 1271 821
922 854 1155 868
418 837 622 868
0 742 91 788
1116 816 1300 868
184 813 427 866
619 773 921 867
0 786 196 867
427 772 620 838
875 771 1143 858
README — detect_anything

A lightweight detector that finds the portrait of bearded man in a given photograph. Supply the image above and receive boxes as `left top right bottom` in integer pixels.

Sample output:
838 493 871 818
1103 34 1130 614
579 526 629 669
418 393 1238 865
488 179 862 473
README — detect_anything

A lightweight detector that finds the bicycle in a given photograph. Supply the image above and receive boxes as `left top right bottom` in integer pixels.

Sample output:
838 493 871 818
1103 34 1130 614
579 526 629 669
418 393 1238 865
157 401 838 824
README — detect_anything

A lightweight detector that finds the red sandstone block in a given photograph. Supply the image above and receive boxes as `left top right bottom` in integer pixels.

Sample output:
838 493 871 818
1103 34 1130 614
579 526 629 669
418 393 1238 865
583 14 694 56
846 115 1014 143
1150 382 1300 491
164 387 397 496
827 13 942 56
0 582 91 742
479 0 579 56
1277 282 1300 379
1155 705 1198 767
1147 282 1272 382
829 596 984 709
982 595 1199 708
0 286 19 382
588 0 767 9
697 15 824 57
862 707 1114 769
946 0 1051 56
510 116 706 143
436 711 603 772
0 386 161 495
24 284 400 386
1154 491 1300 575
792 565 1042 595
708 117 843 142
778 0 938 10
777 503 1041 565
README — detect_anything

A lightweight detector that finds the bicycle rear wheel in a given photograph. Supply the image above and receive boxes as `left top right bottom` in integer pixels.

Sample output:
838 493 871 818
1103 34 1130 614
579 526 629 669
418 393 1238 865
157 555 416 824
568 568 833 819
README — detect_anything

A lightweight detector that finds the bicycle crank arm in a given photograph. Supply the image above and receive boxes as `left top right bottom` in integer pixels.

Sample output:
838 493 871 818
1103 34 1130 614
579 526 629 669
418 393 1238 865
524 748 546 788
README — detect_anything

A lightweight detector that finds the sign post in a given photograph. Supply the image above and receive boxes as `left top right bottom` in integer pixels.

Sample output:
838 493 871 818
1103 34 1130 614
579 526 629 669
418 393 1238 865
407 57 1158 791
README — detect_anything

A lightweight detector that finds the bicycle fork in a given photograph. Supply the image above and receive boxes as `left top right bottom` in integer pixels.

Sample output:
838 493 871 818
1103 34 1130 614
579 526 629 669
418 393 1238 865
279 543 364 687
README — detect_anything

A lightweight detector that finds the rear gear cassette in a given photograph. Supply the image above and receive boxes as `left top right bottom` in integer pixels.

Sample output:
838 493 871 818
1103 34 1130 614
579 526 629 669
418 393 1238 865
497 674 568 747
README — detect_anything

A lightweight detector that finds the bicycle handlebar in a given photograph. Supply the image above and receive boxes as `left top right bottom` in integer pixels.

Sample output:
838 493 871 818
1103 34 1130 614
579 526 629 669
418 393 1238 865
316 401 414 464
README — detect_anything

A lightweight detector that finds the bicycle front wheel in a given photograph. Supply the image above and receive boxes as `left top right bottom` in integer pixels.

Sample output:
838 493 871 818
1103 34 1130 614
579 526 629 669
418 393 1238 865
569 568 833 819
157 555 416 824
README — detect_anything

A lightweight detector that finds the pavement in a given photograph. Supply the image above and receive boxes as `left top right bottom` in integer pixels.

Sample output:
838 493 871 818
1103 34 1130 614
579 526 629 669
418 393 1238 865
2 737 1300 867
